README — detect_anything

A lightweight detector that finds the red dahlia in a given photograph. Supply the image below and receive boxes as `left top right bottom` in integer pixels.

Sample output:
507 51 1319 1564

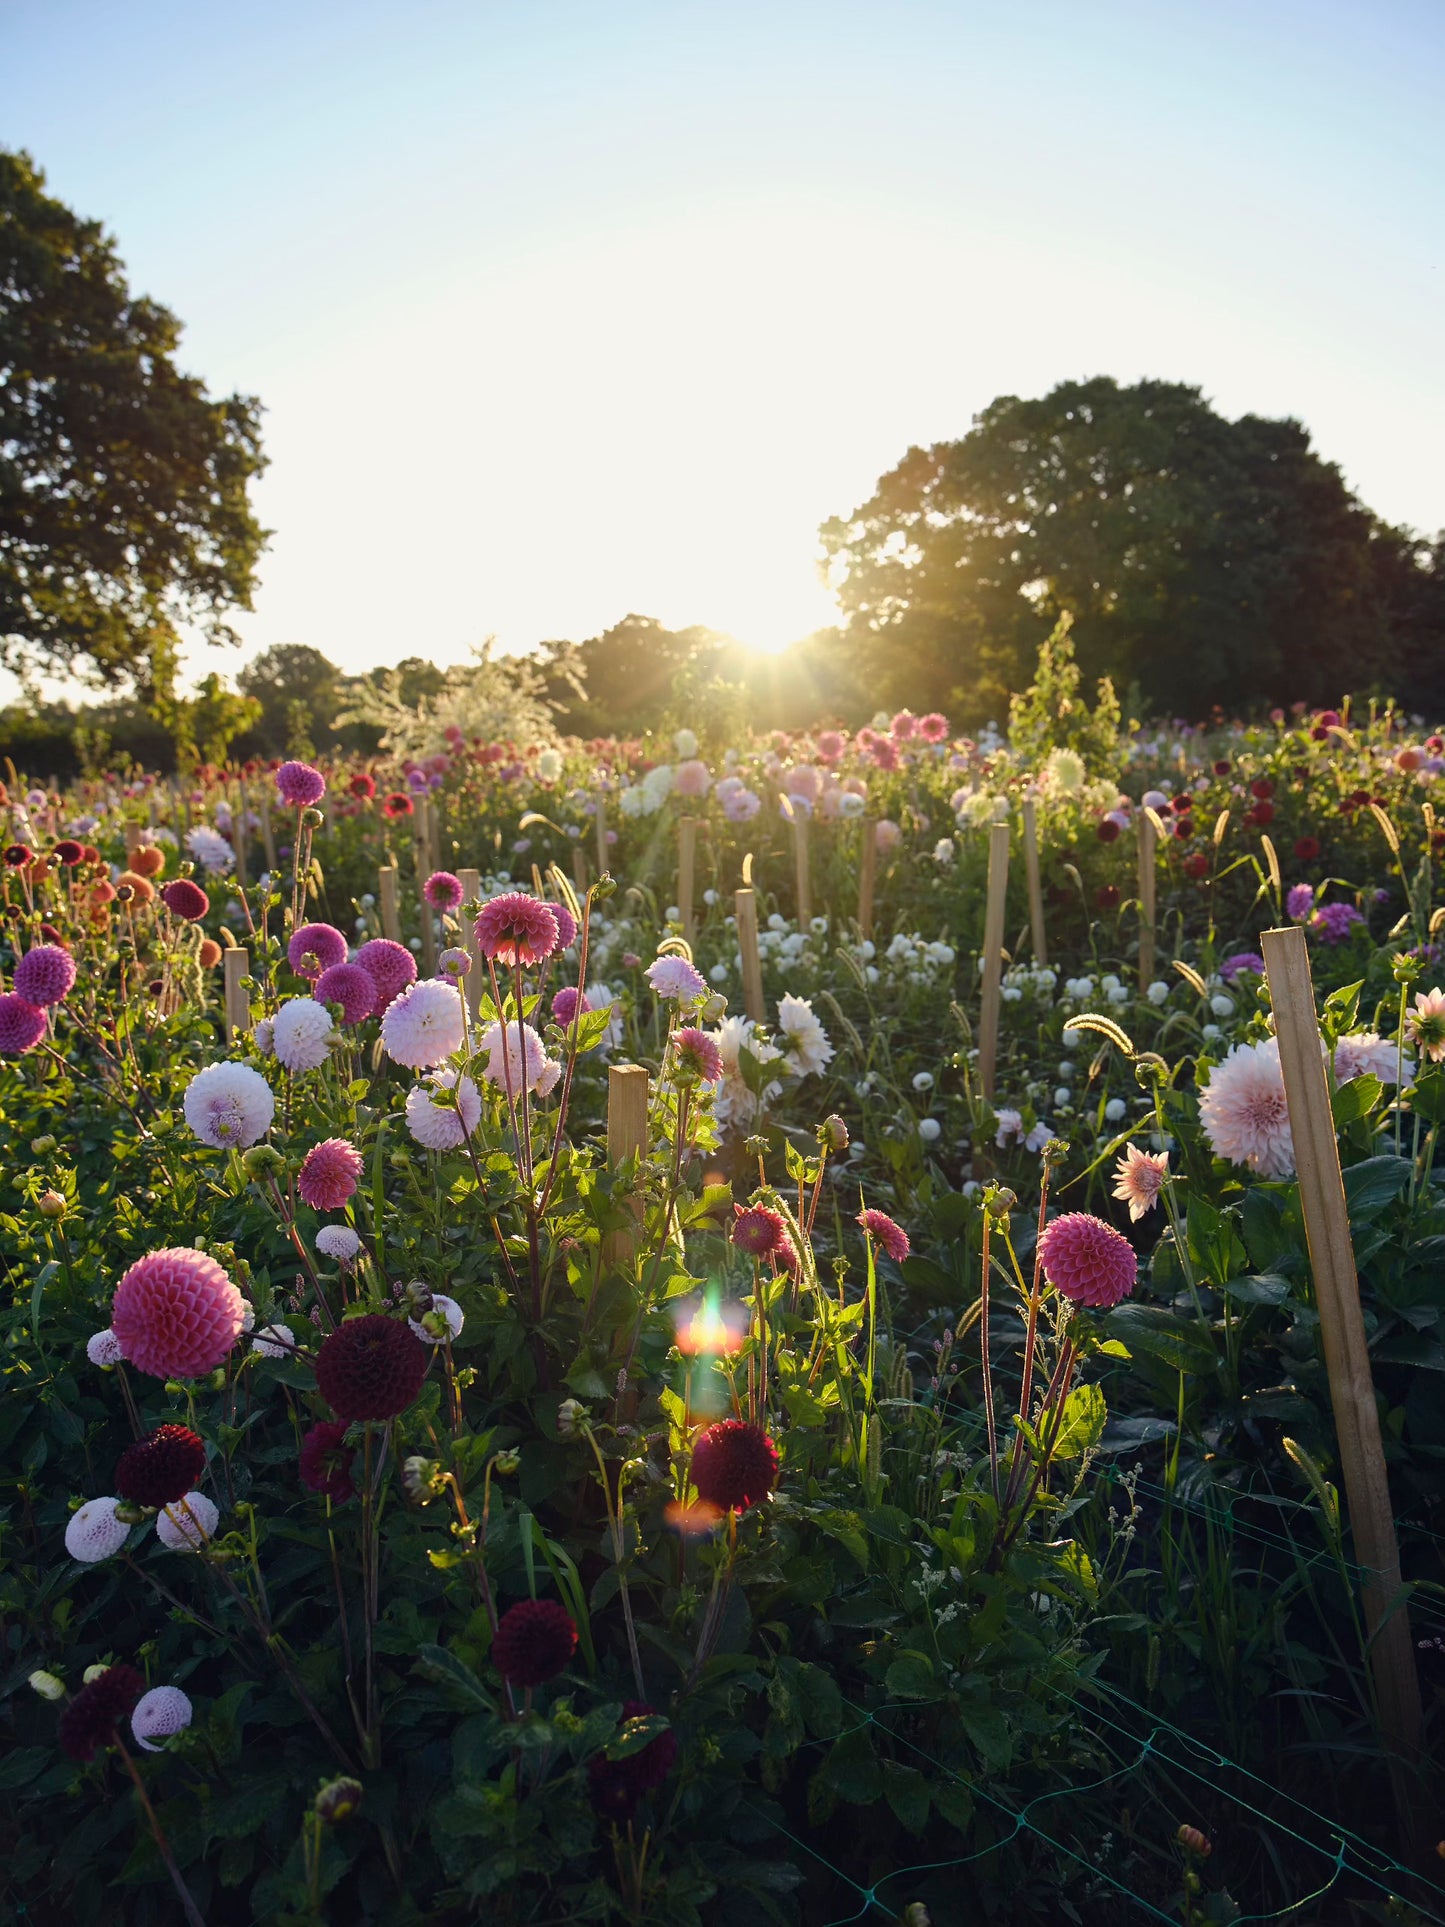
588 1701 679 1821
299 1420 357 1502
315 1315 428 1421
115 1424 207 1508
690 1419 779 1513
58 1664 145 1762
492 1598 578 1686
731 1204 787 1256
161 878 210 921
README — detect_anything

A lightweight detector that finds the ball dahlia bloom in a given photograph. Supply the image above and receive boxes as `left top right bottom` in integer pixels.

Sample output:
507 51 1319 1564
298 1138 364 1211
316 1224 362 1264
405 1069 482 1150
13 944 77 1006
272 997 337 1073
59 1664 145 1762
315 1314 428 1421
0 993 48 1055
1198 1037 1294 1179
552 985 590 1028
1405 986 1445 1065
477 1019 547 1092
732 1204 788 1256
645 955 708 1004
1038 1212 1138 1309
549 900 578 949
184 1061 275 1149
251 1322 296 1359
86 1328 126 1368
423 870 464 911
491 1598 578 1687
408 1292 464 1345
474 892 560 967
131 1685 193 1752
65 1496 131 1563
111 1247 245 1378
299 1420 357 1501
160 878 209 921
115 1424 207 1508
314 961 378 1026
288 922 348 981
354 938 417 1014
1110 1144 1169 1223
856 1207 910 1264
691 1419 779 1512
381 978 465 1068
276 760 326 807
156 1491 220 1550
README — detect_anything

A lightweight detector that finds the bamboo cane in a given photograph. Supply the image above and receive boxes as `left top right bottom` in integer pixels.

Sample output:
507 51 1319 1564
678 816 697 946
977 822 1010 1101
594 792 608 877
604 1064 650 1264
416 805 437 975
571 843 589 894
857 817 877 939
734 887 766 1024
1022 797 1047 967
231 783 248 890
258 787 277 869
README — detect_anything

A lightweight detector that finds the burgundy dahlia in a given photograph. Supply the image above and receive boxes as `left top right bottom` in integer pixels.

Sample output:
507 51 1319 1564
115 1424 207 1508
690 1419 779 1513
382 791 414 818
315 1315 428 1421
160 878 210 921
588 1701 679 1820
299 1420 357 1502
53 839 85 865
491 1598 578 1687
58 1664 145 1762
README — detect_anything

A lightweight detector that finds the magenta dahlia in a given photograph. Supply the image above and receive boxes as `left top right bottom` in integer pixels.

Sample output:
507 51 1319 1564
731 1204 787 1257
13 944 77 1007
299 1420 357 1502
856 1207 910 1265
160 878 209 921
423 870 463 911
491 1598 578 1686
548 900 578 949
298 1139 364 1211
353 939 417 1014
58 1664 145 1762
1037 1212 1137 1310
276 760 326 808
552 985 590 1027
111 1247 245 1378
315 1315 428 1421
314 961 378 1026
288 922 348 982
0 993 48 1054
690 1419 779 1512
115 1424 207 1508
474 892 560 967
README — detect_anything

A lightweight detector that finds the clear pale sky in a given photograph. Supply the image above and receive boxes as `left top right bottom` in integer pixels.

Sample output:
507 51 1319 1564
4 0 1443 694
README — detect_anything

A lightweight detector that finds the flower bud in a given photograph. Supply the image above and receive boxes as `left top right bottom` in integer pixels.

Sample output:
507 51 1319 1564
301 807 326 830
28 1670 64 1701
83 1662 112 1684
701 991 728 1023
743 1135 769 1161
405 1280 434 1315
402 1455 442 1502
1392 950 1422 985
819 1114 849 1153
30 1134 56 1155
241 1145 286 1180
591 873 618 902
36 1189 67 1219
1176 1824 1212 1858
314 1777 363 1824
556 1397 586 1438
491 1449 520 1477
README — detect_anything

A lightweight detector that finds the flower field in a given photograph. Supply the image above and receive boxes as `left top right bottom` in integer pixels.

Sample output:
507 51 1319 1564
3 646 1445 1926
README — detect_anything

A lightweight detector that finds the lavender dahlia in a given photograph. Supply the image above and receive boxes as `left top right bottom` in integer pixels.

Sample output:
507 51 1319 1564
131 1685 193 1752
276 760 326 808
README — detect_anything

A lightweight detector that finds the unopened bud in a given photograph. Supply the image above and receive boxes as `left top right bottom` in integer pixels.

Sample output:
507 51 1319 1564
591 873 618 902
301 807 325 830
241 1145 286 1180
491 1449 520 1477
83 1662 111 1684
819 1114 849 1152
701 991 728 1023
402 1456 442 1502
36 1189 67 1219
314 1777 363 1824
556 1397 586 1439
28 1670 64 1701
404 1280 434 1315
1176 1825 1212 1858
30 1134 56 1155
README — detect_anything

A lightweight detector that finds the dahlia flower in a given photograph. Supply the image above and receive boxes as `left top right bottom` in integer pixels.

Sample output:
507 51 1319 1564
535 1057 563 1097
316 1314 428 1421
857 1207 910 1264
552 985 590 1027
381 978 465 1068
299 1420 356 1501
675 758 712 798
424 870 463 911
1334 1032 1411 1086
314 961 378 1025
1038 1212 1138 1309
646 955 708 1004
408 1293 464 1344
474 892 560 967
251 1323 296 1359
1111 1144 1169 1223
1405 986 1445 1064
776 994 834 1077
406 1069 483 1150
185 825 234 874
272 997 337 1073
477 1018 547 1092
673 1026 724 1083
549 899 579 949
0 993 48 1055
691 1419 779 1512
160 878 209 921
588 1702 679 1821
184 1061 275 1148
1219 952 1266 983
438 947 472 980
710 1015 783 1132
86 1328 125 1368
288 922 348 981
132 1686 193 1752
13 944 77 1006
111 1247 245 1378
1310 902 1366 945
65 1496 131 1563
298 1138 364 1210
115 1424 207 1507
1198 1037 1295 1179
316 1224 362 1263
276 760 326 807
732 1204 788 1256
491 1598 578 1686
353 938 417 1014
59 1665 144 1761
156 1491 221 1550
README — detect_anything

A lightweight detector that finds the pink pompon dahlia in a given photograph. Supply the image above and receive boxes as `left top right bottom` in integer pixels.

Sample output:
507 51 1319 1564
548 899 579 949
1038 1212 1137 1309
857 1207 910 1265
1111 1143 1169 1223
314 961 378 1026
1405 986 1445 1065
0 993 48 1054
552 985 590 1027
423 870 463 911
918 712 950 744
111 1247 245 1379
732 1204 788 1256
353 938 417 1015
691 1419 779 1512
160 878 209 921
276 760 326 807
474 892 560 967
13 944 77 1006
1198 1037 1294 1178
298 1139 364 1211
288 922 348 981
673 1026 724 1082
492 1598 578 1687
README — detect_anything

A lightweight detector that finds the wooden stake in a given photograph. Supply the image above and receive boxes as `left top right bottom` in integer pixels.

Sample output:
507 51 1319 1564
231 784 248 890
977 822 1010 1101
792 812 812 928
734 886 766 1024
571 843 589 894
125 823 143 863
378 864 401 942
1260 925 1424 1823
604 1064 650 1264
678 816 697 946
457 867 482 1017
857 817 877 939
1022 797 1047 967
1137 810 1158 992
416 807 437 975
222 948 249 1044
258 787 277 869
594 792 608 877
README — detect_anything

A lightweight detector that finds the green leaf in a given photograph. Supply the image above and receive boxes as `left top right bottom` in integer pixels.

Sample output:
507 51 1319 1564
882 1761 930 1835
1106 1304 1217 1375
1343 1155 1412 1220
1407 1066 1445 1124
884 1651 936 1699
959 1705 1013 1769
1050 1382 1106 1461
824 1725 881 1803
1223 1272 1292 1306
414 1643 495 1710
1331 1073 1383 1128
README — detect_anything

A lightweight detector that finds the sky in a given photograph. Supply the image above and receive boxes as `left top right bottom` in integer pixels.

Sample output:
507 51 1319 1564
4 0 1443 698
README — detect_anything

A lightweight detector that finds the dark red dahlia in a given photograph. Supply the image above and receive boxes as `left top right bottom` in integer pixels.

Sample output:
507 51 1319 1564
58 1664 145 1762
382 792 414 818
1096 884 1121 910
115 1424 207 1508
160 878 210 921
1095 818 1120 843
299 1420 357 1502
690 1419 779 1513
315 1315 428 1421
1294 836 1321 861
53 839 84 865
491 1598 578 1687
588 1701 679 1821
349 772 377 799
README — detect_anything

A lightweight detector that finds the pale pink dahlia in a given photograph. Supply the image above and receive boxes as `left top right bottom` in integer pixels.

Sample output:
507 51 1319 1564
477 1019 546 1091
382 978 465 1068
156 1491 220 1550
857 1207 910 1264
1334 1031 1411 1086
183 1061 275 1148
65 1496 131 1563
112 1247 245 1379
675 758 712 799
1111 1143 1169 1223
1198 1037 1295 1179
405 1070 482 1150
474 892 560 967
298 1139 364 1210
1405 986 1445 1065
1038 1212 1137 1309
645 955 708 1004
131 1685 193 1752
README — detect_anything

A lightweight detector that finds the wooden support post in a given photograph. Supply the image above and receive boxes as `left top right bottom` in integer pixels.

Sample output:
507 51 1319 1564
857 817 877 940
1260 925 1424 1824
734 887 766 1024
379 864 401 942
125 823 143 864
1022 797 1047 967
977 822 1010 1101
258 787 277 870
792 812 812 929
416 807 437 975
594 793 608 877
1137 810 1158 992
604 1064 650 1264
678 816 697 946
231 784 248 889
457 867 482 1017
223 948 249 1044
571 843 589 894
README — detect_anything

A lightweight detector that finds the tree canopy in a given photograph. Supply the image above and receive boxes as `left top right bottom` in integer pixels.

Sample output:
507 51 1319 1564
0 150 267 694
820 376 1441 721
